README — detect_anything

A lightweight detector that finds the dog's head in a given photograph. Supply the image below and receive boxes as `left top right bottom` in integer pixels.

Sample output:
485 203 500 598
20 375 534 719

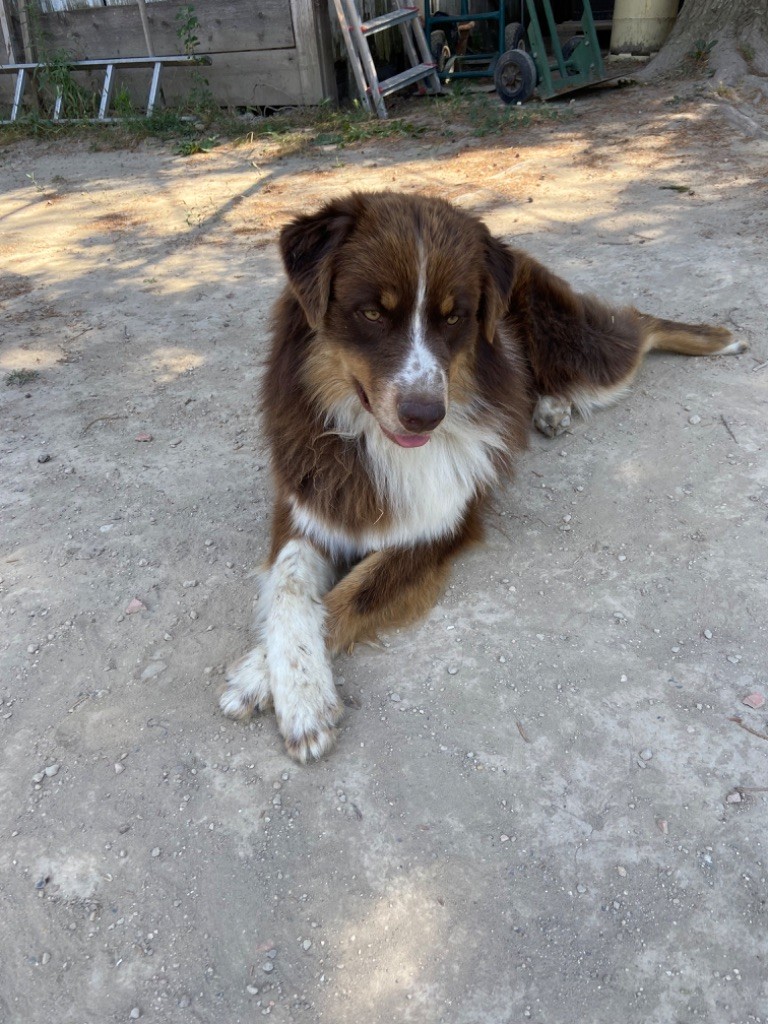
279 191 517 448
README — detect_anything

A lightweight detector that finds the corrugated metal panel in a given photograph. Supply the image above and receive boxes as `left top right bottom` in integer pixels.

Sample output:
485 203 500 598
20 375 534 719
39 0 155 11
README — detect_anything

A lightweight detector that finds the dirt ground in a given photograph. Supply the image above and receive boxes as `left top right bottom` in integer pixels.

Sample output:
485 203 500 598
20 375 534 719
1 76 767 1024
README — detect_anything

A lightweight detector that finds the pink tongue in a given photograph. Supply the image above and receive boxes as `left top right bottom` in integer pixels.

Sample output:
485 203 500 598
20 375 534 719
380 424 432 448
390 432 430 448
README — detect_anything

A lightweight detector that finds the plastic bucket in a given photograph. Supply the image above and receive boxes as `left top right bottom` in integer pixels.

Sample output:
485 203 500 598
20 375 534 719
609 0 678 55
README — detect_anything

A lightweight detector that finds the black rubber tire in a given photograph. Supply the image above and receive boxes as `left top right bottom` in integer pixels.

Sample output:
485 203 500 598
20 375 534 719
493 48 537 104
430 29 451 73
561 35 584 60
504 22 525 51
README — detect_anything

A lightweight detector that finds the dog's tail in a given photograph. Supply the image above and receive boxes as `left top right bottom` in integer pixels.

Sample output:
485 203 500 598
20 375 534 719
637 312 746 357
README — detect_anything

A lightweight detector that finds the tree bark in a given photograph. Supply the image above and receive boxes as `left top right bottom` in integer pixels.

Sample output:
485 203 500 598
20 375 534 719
644 0 768 82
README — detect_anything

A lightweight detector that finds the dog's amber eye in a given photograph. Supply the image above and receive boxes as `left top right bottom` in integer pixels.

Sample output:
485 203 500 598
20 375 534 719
362 309 381 322
446 314 460 325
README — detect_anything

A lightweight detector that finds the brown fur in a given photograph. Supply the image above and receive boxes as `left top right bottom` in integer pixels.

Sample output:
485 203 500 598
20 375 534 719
260 191 740 648
218 190 747 762
324 500 485 653
638 313 733 355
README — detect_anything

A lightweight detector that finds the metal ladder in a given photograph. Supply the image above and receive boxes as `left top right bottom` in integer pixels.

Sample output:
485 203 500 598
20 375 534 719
0 55 211 125
331 0 441 119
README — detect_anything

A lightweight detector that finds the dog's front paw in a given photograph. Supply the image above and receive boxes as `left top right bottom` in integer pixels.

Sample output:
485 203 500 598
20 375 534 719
276 689 344 764
219 646 273 720
533 395 572 438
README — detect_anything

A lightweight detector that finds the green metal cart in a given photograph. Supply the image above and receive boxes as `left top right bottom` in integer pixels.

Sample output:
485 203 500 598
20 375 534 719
424 0 609 104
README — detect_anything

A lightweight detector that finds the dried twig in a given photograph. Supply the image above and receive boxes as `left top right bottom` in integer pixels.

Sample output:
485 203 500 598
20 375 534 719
82 414 127 434
67 327 94 342
720 414 739 445
728 716 768 741
516 720 531 743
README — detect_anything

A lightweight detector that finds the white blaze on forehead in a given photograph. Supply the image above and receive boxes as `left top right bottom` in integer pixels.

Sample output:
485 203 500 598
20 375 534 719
397 239 445 392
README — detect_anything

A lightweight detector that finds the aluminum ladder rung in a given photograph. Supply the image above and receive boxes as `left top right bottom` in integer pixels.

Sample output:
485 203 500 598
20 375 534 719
378 63 438 97
10 67 26 121
360 7 419 36
147 62 163 115
98 63 115 120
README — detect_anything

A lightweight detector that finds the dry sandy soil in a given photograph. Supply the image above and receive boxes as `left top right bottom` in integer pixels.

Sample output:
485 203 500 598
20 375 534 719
1 76 767 1024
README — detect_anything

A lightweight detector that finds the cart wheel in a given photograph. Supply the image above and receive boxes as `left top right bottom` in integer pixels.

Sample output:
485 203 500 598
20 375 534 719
430 29 454 72
504 22 525 51
494 48 537 104
430 30 451 73
561 35 584 60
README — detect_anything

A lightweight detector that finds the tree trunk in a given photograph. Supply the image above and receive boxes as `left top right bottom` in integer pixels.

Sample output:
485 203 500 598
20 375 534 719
644 0 768 83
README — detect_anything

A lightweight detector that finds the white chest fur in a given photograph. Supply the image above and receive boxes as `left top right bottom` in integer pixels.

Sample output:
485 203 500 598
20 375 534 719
290 397 506 561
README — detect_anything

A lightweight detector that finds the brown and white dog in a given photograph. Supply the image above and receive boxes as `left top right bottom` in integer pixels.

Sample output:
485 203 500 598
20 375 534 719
220 190 743 762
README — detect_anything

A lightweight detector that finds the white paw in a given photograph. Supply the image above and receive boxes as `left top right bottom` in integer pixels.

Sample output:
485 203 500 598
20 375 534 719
270 651 342 765
534 395 572 438
275 683 344 764
219 646 273 720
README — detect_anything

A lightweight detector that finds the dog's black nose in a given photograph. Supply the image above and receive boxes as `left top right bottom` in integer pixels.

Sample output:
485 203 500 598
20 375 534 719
397 398 446 433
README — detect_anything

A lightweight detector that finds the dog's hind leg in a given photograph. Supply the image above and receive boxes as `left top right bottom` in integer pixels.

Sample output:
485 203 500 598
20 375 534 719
550 314 746 435
533 377 636 438
533 394 574 438
510 253 745 438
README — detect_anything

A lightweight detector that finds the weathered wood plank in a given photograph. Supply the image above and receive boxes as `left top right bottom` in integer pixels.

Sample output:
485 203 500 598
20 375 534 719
291 0 337 105
36 0 295 58
0 1 338 109
160 50 307 108
0 0 19 63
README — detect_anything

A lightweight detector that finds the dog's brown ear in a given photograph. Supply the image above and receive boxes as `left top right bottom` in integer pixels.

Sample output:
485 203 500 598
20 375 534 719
279 196 362 327
480 231 517 344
